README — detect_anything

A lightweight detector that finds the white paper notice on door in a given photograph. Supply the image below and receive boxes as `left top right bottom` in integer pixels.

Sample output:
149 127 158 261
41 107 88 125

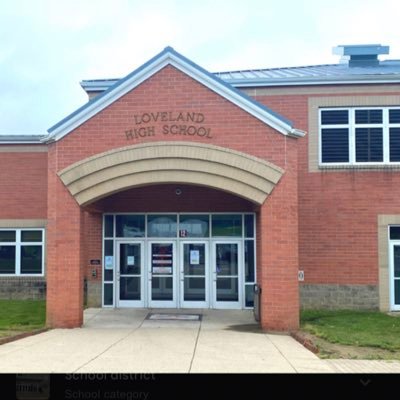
127 256 135 266
190 250 200 265
105 256 113 270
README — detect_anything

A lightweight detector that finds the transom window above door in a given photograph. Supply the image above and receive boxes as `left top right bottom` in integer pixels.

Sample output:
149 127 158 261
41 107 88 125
104 214 255 239
319 107 400 165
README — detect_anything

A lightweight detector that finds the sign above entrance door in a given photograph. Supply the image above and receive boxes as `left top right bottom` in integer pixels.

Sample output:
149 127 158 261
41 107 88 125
125 111 213 140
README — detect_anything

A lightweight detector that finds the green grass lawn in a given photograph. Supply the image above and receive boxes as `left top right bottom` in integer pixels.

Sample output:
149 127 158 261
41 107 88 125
301 309 400 351
0 300 46 337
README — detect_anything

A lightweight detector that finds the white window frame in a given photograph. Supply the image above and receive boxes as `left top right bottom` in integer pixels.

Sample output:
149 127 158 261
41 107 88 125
319 106 400 166
0 228 45 276
389 225 400 311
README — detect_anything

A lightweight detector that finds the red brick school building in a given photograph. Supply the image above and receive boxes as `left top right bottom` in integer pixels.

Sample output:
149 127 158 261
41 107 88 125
1 44 399 331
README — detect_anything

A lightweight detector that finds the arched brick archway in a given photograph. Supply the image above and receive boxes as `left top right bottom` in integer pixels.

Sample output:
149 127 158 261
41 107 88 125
58 141 284 206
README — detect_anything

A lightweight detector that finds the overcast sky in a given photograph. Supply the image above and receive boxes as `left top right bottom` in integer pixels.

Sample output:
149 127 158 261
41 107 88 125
1 0 399 135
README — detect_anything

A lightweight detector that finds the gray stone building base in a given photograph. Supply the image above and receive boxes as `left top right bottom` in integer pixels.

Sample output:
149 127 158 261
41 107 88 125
0 277 46 300
85 280 102 307
300 284 379 310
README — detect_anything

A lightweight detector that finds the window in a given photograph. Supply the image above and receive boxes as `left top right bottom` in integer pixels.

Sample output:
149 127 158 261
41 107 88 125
179 214 209 237
211 215 242 237
115 215 145 238
320 107 400 165
390 226 400 240
0 229 44 275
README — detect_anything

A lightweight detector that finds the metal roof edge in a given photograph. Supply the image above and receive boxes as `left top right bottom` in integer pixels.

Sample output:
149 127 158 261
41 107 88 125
289 129 307 138
226 74 400 88
0 135 45 144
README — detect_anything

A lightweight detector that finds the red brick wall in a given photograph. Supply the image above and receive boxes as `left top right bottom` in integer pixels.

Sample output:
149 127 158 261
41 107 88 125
46 144 83 327
257 136 299 331
83 212 102 286
255 90 400 286
54 65 288 171
46 65 300 330
0 150 47 218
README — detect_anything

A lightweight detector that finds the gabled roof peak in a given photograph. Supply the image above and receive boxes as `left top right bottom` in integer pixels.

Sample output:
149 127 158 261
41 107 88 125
46 47 302 142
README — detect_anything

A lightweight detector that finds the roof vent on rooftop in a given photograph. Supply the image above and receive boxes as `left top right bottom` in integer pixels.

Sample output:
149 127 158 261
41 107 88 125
333 44 389 67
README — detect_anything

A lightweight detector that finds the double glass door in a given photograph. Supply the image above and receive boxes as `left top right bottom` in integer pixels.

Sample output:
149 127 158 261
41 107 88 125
116 240 242 308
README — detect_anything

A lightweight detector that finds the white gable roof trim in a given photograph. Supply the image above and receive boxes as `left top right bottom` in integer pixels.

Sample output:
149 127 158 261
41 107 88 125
45 47 305 143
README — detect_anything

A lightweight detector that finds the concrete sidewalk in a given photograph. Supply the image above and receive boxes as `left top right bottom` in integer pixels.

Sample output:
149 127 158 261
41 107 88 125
0 308 399 373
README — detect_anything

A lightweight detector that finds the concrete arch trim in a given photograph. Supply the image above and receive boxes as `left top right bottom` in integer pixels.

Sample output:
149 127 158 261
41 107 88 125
58 141 284 206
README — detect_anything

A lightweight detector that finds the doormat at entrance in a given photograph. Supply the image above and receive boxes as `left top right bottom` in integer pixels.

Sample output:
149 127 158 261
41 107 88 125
146 313 202 321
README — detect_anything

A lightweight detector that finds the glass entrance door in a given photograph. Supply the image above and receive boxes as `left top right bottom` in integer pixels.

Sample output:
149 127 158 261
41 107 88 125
180 242 208 308
117 241 144 307
390 243 400 311
148 241 177 307
212 241 242 309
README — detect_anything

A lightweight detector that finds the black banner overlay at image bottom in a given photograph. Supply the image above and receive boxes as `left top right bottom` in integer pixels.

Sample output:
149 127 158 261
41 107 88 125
0 373 398 399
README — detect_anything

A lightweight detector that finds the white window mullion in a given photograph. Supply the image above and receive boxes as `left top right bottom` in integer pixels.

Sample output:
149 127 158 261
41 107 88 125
349 109 355 164
383 109 390 163
15 229 21 275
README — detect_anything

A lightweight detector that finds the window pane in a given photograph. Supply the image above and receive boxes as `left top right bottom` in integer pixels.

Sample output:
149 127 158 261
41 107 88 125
390 227 400 240
216 278 238 301
321 129 349 163
184 278 206 301
394 246 400 278
148 215 177 238
215 243 238 275
321 110 348 125
0 246 16 274
116 215 145 237
212 215 242 237
104 283 113 306
21 246 42 274
355 128 383 162
245 285 254 307
395 280 400 306
21 230 42 242
244 214 254 238
104 215 114 237
390 128 400 162
104 240 114 281
119 277 140 301
355 109 382 124
179 214 209 237
389 109 400 124
152 277 173 300
245 240 255 282
0 231 16 242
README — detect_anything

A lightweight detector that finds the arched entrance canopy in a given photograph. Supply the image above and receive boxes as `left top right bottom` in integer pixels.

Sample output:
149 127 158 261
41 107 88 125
58 141 284 206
